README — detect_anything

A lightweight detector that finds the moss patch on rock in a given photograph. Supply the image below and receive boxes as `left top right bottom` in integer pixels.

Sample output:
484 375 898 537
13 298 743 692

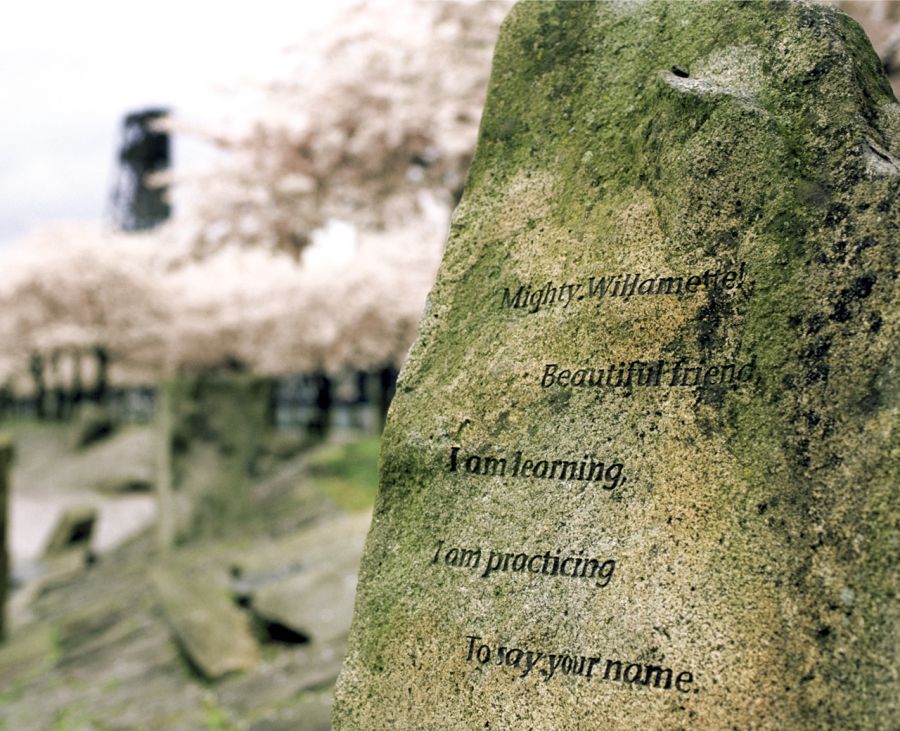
334 2 898 729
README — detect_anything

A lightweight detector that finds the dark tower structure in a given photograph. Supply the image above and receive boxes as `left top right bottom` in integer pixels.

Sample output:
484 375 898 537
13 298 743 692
109 107 171 231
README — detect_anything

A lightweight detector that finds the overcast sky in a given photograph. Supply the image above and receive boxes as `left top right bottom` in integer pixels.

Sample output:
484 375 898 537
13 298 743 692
0 1 349 250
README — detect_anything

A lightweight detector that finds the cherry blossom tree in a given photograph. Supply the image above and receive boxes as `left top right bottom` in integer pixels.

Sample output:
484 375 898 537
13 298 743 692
167 0 510 258
0 0 894 433
1 1 508 402
0 223 170 414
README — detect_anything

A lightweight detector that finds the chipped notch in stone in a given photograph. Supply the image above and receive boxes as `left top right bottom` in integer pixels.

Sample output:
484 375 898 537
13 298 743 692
660 71 762 110
864 136 900 176
661 45 766 110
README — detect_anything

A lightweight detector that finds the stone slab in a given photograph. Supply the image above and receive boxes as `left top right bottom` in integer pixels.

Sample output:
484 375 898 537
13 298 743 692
152 566 259 679
42 505 96 557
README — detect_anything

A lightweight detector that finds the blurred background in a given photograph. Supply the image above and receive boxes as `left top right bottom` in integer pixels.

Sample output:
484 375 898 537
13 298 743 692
0 2 896 729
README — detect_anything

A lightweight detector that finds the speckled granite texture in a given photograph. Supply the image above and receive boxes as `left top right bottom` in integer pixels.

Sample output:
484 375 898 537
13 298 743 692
334 1 898 728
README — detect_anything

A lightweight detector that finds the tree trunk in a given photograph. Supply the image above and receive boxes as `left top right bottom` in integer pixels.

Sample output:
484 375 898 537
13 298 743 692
0 386 10 422
50 350 65 420
155 384 175 552
91 346 109 405
29 352 46 420
71 348 84 410
377 365 397 431
353 370 369 430
0 435 13 641
309 371 332 439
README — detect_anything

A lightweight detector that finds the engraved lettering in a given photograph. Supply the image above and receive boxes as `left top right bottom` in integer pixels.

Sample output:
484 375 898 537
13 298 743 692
438 541 616 589
539 358 756 391
498 264 749 313
675 671 694 692
464 636 697 693
449 447 626 490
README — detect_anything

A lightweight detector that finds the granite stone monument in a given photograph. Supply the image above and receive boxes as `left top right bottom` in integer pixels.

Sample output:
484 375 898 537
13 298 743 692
334 1 898 728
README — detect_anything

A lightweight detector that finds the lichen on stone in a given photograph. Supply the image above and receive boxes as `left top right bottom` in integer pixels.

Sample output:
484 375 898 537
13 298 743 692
333 1 898 728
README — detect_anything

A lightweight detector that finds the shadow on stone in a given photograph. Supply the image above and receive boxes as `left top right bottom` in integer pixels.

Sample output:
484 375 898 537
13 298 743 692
43 505 97 558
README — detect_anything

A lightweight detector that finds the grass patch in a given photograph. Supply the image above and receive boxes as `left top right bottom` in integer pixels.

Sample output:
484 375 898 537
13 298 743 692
305 436 381 511
49 707 96 731
202 696 238 731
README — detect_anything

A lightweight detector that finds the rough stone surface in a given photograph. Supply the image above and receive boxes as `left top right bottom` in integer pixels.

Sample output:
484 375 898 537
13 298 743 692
0 435 369 731
0 625 55 690
152 565 259 679
249 517 367 644
334 2 899 729
252 569 358 644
